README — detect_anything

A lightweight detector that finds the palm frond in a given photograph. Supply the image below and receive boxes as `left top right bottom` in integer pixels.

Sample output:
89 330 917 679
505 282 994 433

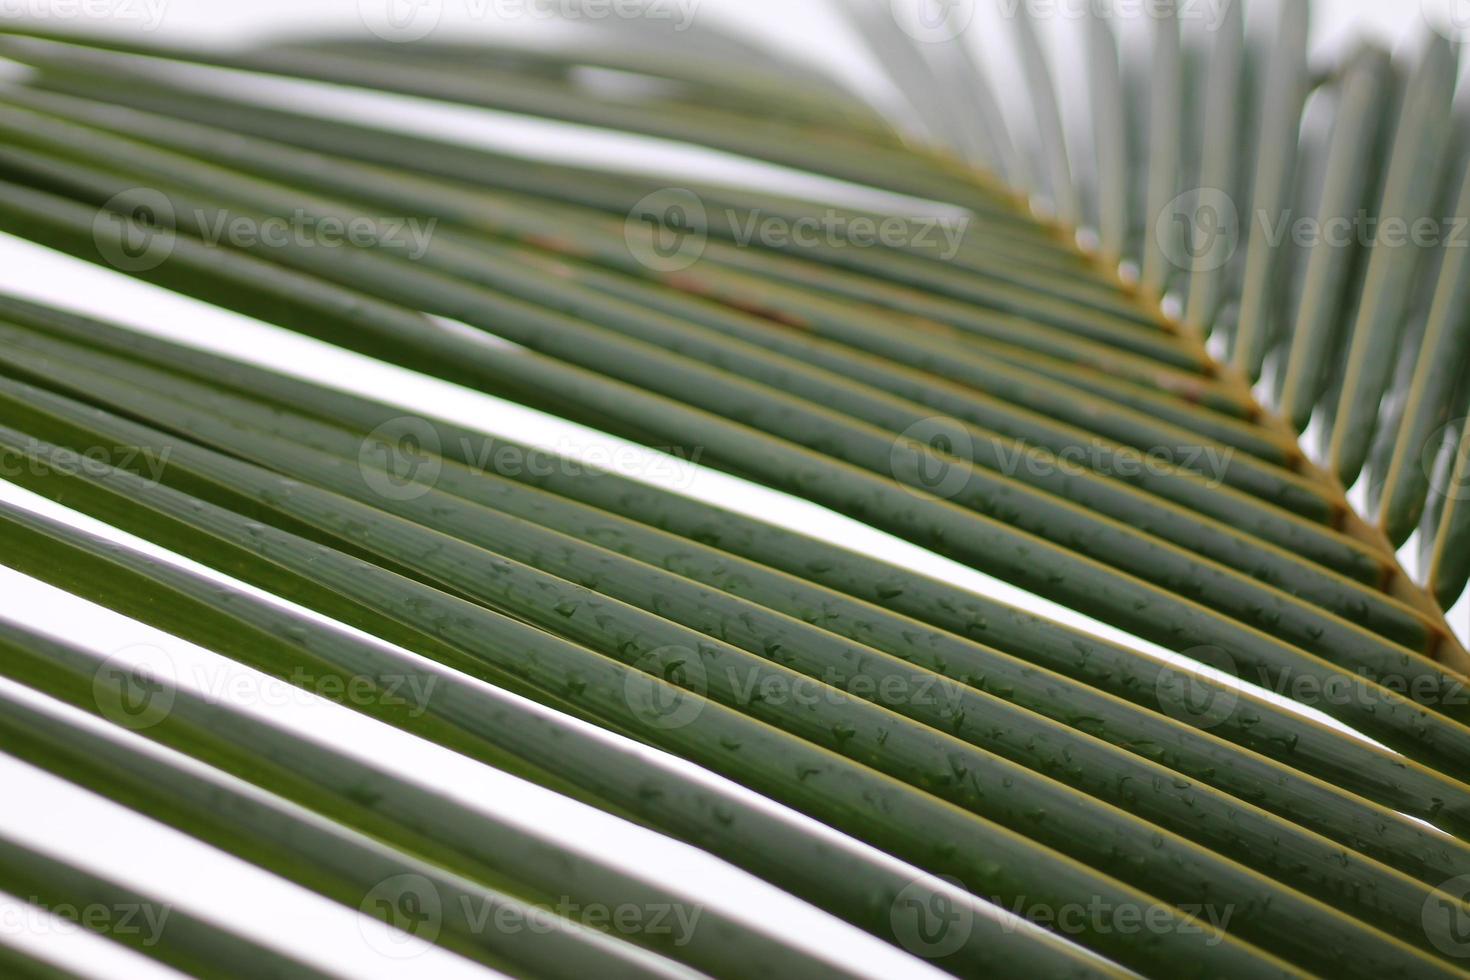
0 5 1467 977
